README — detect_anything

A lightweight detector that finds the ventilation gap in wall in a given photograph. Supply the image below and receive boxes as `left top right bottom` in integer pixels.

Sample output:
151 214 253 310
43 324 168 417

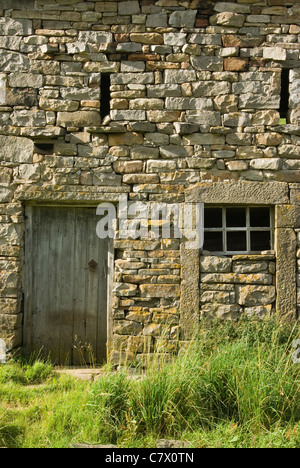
34 143 54 155
279 68 290 125
100 73 111 122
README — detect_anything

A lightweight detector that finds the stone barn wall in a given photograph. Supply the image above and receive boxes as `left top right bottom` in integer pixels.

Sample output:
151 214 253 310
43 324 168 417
0 0 299 364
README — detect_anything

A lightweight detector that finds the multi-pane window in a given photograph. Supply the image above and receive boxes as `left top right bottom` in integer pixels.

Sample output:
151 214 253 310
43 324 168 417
204 207 273 255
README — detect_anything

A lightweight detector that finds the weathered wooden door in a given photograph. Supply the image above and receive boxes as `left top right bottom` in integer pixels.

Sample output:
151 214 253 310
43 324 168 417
24 206 109 365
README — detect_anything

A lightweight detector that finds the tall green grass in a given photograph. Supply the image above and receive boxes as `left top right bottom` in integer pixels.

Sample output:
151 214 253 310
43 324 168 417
0 319 299 448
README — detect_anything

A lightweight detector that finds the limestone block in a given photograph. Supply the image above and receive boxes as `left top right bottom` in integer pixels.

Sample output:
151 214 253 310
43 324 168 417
130 146 159 160
126 309 152 324
40 98 79 112
210 12 246 27
140 284 180 298
192 81 231 97
224 57 249 72
8 73 43 88
214 3 250 14
223 112 252 127
0 17 32 36
0 314 22 329
200 290 235 304
0 74 6 105
243 305 272 319
187 181 289 206
113 283 138 297
130 33 164 45
118 1 140 15
146 13 168 28
147 160 176 173
246 15 270 23
57 111 100 127
0 298 19 315
164 69 197 84
114 320 143 336
200 255 232 273
129 99 164 110
78 31 113 44
116 42 142 53
0 168 12 185
123 174 159 184
182 133 225 146
191 56 223 72
278 145 300 158
214 95 238 113
169 10 197 28
113 161 143 174
236 146 263 159
121 61 145 73
290 78 300 107
0 135 33 164
147 84 181 98
232 261 269 273
164 33 187 46
61 87 100 102
201 303 241 320
160 146 193 159
146 110 181 123
112 72 154 85
18 164 40 181
0 270 19 292
110 110 146 121
253 110 280 126
201 272 273 285
249 159 281 171
276 204 300 228
0 187 13 203
11 109 46 127
226 160 248 171
236 285 276 306
189 33 222 45
263 47 287 61
239 93 280 109
93 171 122 186
0 50 29 72
108 133 143 146
165 97 213 111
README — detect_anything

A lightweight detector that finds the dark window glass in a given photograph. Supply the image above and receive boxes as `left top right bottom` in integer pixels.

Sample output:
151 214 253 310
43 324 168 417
250 207 270 228
100 74 111 120
227 231 247 252
226 208 246 227
204 208 222 228
250 231 270 252
280 69 290 121
204 231 223 252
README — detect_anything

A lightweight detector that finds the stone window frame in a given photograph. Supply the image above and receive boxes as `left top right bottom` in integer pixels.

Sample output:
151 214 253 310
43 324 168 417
203 205 274 255
180 181 297 340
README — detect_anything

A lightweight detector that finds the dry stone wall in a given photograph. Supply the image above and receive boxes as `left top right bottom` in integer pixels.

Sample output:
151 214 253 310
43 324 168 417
200 254 276 320
0 0 300 363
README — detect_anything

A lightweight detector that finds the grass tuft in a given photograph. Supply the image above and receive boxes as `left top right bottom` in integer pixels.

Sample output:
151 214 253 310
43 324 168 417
0 319 299 448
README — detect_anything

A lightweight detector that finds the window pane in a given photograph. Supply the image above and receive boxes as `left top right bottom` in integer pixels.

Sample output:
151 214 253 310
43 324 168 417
250 231 270 251
250 208 270 228
204 231 223 251
227 231 247 252
204 208 222 228
226 208 246 227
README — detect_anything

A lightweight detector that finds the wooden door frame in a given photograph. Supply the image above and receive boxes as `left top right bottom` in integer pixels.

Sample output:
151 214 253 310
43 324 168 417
23 203 115 363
